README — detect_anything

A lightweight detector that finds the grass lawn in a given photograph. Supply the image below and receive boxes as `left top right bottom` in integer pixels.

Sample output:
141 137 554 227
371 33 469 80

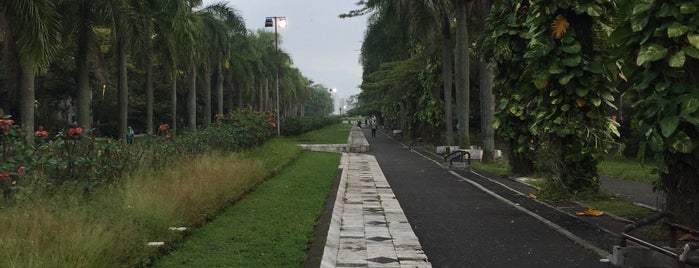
154 151 341 267
294 122 352 144
597 154 658 185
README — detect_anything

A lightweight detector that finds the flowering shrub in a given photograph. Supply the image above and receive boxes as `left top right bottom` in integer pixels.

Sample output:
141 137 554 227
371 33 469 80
0 108 332 204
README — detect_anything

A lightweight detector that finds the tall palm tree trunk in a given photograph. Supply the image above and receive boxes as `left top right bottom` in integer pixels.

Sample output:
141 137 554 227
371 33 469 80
188 64 197 131
454 0 470 148
171 77 177 135
217 70 224 115
76 23 91 131
117 32 128 141
19 64 35 141
145 59 154 134
202 64 211 126
440 13 454 146
476 0 495 162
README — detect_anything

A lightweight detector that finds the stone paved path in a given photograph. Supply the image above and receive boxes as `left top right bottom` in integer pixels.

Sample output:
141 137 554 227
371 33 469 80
321 153 431 268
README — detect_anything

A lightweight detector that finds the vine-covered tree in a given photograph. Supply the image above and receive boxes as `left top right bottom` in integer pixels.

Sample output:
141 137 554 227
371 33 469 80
609 0 699 226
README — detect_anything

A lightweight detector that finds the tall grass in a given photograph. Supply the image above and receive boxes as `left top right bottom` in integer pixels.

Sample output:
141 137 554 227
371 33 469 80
0 138 301 267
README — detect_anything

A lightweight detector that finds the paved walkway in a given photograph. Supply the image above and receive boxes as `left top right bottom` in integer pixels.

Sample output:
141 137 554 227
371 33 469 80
318 126 618 267
321 153 431 268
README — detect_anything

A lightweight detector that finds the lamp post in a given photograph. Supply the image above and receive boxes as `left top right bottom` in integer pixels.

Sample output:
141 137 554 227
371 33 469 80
265 16 287 136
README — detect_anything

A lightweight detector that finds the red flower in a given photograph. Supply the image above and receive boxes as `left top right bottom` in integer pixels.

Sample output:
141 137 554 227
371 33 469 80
0 172 8 181
68 127 83 137
35 130 48 137
165 134 171 139
158 124 169 132
17 167 25 175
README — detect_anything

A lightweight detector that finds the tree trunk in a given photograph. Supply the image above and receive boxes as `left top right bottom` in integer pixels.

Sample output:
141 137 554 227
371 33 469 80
454 0 470 148
202 63 211 127
76 22 91 131
171 77 177 135
479 60 496 163
19 64 35 141
145 58 154 134
187 64 197 131
440 10 454 146
663 156 699 227
217 70 224 116
117 32 128 141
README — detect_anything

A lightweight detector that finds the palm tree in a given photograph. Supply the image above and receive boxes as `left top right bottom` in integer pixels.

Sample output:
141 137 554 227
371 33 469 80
454 0 470 147
0 0 60 140
196 3 245 125
475 0 495 162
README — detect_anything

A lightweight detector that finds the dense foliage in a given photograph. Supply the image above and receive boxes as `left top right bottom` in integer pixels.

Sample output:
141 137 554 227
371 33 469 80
609 0 699 225
0 108 283 204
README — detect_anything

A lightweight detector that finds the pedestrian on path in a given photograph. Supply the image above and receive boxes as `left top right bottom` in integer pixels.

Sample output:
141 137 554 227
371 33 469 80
371 120 377 137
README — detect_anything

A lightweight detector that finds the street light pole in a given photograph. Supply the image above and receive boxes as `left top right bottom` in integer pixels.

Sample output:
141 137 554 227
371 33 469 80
265 16 286 136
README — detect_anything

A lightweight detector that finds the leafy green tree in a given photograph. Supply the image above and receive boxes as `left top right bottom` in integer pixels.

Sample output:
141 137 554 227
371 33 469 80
480 0 537 175
610 0 699 225
522 0 618 195
0 0 60 140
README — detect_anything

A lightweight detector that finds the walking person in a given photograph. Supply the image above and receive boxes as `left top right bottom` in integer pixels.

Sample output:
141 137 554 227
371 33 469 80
371 120 377 138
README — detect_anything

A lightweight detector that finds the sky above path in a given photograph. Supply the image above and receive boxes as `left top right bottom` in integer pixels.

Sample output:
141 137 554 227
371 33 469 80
202 0 368 113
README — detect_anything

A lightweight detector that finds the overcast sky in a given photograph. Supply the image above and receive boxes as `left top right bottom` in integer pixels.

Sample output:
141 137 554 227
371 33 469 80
202 0 368 113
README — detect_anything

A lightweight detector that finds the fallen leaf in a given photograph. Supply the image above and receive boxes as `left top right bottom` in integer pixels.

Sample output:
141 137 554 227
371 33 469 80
528 193 538 199
576 207 604 216
679 233 699 241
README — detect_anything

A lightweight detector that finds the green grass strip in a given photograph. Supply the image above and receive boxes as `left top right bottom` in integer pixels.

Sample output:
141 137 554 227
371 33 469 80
154 151 341 267
294 123 352 144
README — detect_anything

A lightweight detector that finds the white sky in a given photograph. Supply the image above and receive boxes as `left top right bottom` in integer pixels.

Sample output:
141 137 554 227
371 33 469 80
202 0 368 113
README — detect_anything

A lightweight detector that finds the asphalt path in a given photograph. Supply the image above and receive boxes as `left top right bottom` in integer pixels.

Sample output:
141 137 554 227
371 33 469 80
363 128 614 268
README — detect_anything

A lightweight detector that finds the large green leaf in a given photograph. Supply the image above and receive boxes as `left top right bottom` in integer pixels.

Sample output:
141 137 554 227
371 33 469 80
668 22 690 38
632 0 655 15
575 87 589 97
681 97 699 116
683 46 699 59
560 43 581 54
680 2 697 14
669 50 686 67
660 115 680 138
669 131 693 153
636 43 668 65
631 16 649 32
688 34 699 49
562 55 582 66
587 4 603 16
559 73 575 85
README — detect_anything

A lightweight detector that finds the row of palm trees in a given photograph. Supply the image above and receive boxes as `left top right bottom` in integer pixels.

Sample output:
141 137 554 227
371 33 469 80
347 0 496 161
0 0 314 140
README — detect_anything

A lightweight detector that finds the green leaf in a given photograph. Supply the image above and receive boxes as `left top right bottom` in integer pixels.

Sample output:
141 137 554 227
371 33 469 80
631 16 649 32
561 104 570 112
575 87 589 97
632 0 655 15
560 43 581 54
559 73 575 85
592 98 602 107
636 43 668 65
668 22 690 38
549 62 565 74
584 62 604 74
669 131 693 153
683 46 699 59
562 55 582 66
680 2 697 14
688 34 699 49
669 50 686 67
660 115 680 138
587 4 603 16
680 97 699 115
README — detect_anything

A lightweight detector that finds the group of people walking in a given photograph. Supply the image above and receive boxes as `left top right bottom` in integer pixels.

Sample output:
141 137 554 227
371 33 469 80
356 117 378 138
